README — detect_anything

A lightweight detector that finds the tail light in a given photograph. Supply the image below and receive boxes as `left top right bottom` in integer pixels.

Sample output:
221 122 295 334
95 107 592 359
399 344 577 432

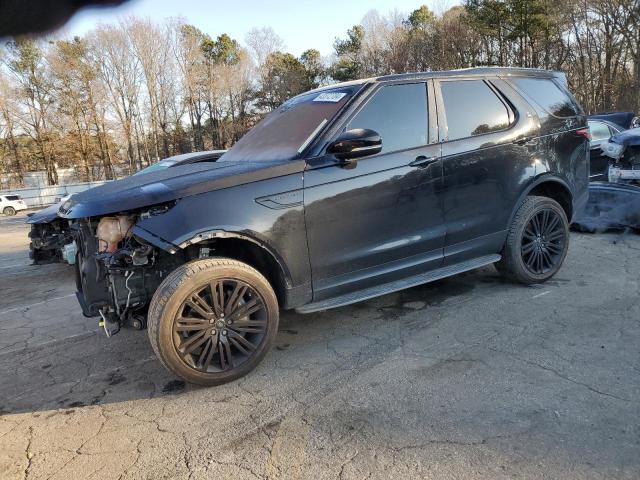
576 128 591 141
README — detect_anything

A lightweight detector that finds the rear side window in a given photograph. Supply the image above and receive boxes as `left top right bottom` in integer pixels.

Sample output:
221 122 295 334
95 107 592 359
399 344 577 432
440 80 511 141
511 77 578 118
588 121 612 141
5 195 19 201
348 83 428 154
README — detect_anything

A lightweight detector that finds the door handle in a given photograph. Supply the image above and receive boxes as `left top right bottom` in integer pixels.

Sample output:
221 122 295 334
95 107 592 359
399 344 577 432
410 155 438 168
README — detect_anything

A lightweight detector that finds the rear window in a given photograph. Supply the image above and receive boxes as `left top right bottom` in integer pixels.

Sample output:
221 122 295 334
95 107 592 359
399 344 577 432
5 195 20 201
440 80 511 141
511 77 578 118
588 121 612 142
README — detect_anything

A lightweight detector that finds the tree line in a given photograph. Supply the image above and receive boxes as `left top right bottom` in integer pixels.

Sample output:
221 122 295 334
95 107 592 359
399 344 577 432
1 0 639 187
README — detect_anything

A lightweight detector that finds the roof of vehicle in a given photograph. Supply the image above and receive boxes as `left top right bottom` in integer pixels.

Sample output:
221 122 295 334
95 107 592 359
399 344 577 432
310 67 566 94
134 150 227 176
164 150 226 164
587 118 623 132
588 112 635 130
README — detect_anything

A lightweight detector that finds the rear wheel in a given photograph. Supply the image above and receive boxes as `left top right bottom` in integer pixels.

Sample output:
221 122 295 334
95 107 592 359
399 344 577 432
3 206 16 216
496 196 569 284
148 258 279 386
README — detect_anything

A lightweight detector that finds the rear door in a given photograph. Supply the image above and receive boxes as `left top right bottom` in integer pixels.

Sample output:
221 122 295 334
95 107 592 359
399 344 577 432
304 81 444 300
435 77 539 264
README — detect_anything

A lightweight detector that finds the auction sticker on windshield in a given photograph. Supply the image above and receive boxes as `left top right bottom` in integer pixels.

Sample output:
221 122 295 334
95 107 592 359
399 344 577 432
313 92 347 102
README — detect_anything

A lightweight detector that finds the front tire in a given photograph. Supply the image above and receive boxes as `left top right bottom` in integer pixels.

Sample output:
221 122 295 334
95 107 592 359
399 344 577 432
148 258 279 386
496 196 570 284
3 206 16 216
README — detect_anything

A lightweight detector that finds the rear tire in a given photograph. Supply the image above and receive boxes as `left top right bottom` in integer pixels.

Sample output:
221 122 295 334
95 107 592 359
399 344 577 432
147 258 279 386
3 207 16 216
496 196 569 284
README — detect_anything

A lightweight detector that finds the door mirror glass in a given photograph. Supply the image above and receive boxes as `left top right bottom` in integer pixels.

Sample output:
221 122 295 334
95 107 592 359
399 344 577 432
328 128 382 160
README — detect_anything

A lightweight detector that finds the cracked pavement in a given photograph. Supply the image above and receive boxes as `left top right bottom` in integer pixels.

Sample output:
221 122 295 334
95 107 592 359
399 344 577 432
0 211 639 479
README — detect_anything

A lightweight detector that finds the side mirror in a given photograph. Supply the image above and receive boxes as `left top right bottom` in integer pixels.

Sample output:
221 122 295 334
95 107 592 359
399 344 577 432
327 128 382 161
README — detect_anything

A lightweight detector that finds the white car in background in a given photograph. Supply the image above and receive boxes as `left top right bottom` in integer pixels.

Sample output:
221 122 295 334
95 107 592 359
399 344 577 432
0 194 27 216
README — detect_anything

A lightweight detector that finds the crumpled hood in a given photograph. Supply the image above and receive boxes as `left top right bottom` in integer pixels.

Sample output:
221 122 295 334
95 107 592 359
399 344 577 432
59 159 304 219
610 127 640 147
27 202 63 224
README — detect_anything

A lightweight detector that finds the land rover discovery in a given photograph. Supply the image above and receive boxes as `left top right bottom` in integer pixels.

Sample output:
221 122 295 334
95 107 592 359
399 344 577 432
60 67 589 385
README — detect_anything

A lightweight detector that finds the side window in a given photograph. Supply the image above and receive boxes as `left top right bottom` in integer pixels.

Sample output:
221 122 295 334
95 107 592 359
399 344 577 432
348 83 428 154
588 121 611 142
440 80 511 141
511 77 578 118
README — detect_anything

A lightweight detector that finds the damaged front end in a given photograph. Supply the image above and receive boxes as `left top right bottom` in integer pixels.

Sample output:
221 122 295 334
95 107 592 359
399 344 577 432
28 218 74 264
573 128 640 231
74 203 183 336
600 127 640 184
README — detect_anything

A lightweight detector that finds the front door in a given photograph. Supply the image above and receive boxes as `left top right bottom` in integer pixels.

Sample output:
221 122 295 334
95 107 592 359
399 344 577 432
304 82 445 301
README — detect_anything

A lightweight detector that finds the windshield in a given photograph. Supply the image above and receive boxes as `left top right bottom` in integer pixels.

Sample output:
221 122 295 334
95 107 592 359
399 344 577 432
134 159 177 176
221 85 363 162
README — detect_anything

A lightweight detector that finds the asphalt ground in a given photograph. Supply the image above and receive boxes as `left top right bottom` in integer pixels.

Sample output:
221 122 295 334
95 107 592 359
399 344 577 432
0 211 638 479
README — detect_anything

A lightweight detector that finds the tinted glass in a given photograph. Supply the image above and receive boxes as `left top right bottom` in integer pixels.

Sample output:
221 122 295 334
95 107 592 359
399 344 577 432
440 80 510 141
588 121 611 142
511 77 578 118
223 85 361 162
5 195 19 201
348 83 428 153
135 159 177 176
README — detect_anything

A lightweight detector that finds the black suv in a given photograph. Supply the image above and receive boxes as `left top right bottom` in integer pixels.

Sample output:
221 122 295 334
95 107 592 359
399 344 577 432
61 68 589 385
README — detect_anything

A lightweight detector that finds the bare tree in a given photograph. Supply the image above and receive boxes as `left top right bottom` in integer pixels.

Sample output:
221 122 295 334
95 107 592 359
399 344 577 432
5 39 58 185
2 5 640 187
91 23 145 172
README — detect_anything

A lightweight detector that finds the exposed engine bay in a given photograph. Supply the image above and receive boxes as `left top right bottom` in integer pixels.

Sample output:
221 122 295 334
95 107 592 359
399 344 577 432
600 129 640 185
572 128 640 232
29 218 74 264
74 203 185 336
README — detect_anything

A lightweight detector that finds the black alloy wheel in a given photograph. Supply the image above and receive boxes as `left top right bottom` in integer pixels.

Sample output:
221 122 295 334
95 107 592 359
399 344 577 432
173 279 267 373
148 258 279 386
520 208 567 275
496 195 570 284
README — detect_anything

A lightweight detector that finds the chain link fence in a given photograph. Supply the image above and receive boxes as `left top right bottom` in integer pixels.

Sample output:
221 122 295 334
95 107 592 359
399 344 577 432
0 181 110 208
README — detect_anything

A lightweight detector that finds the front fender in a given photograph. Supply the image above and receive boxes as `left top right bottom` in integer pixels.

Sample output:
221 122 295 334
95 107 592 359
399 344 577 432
134 172 311 291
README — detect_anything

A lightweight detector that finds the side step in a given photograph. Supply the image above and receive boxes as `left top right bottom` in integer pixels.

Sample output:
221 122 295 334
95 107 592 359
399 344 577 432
296 254 501 314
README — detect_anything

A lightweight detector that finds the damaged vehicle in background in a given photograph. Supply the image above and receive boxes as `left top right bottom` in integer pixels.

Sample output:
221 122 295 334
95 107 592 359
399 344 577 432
588 111 638 131
60 68 589 386
573 125 640 232
27 150 225 264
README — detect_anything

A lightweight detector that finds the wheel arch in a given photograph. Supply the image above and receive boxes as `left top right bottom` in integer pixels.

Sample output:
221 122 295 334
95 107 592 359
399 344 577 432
509 176 574 228
178 230 293 309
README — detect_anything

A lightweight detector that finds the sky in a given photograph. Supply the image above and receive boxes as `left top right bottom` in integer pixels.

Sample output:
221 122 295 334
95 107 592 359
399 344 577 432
60 0 456 57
